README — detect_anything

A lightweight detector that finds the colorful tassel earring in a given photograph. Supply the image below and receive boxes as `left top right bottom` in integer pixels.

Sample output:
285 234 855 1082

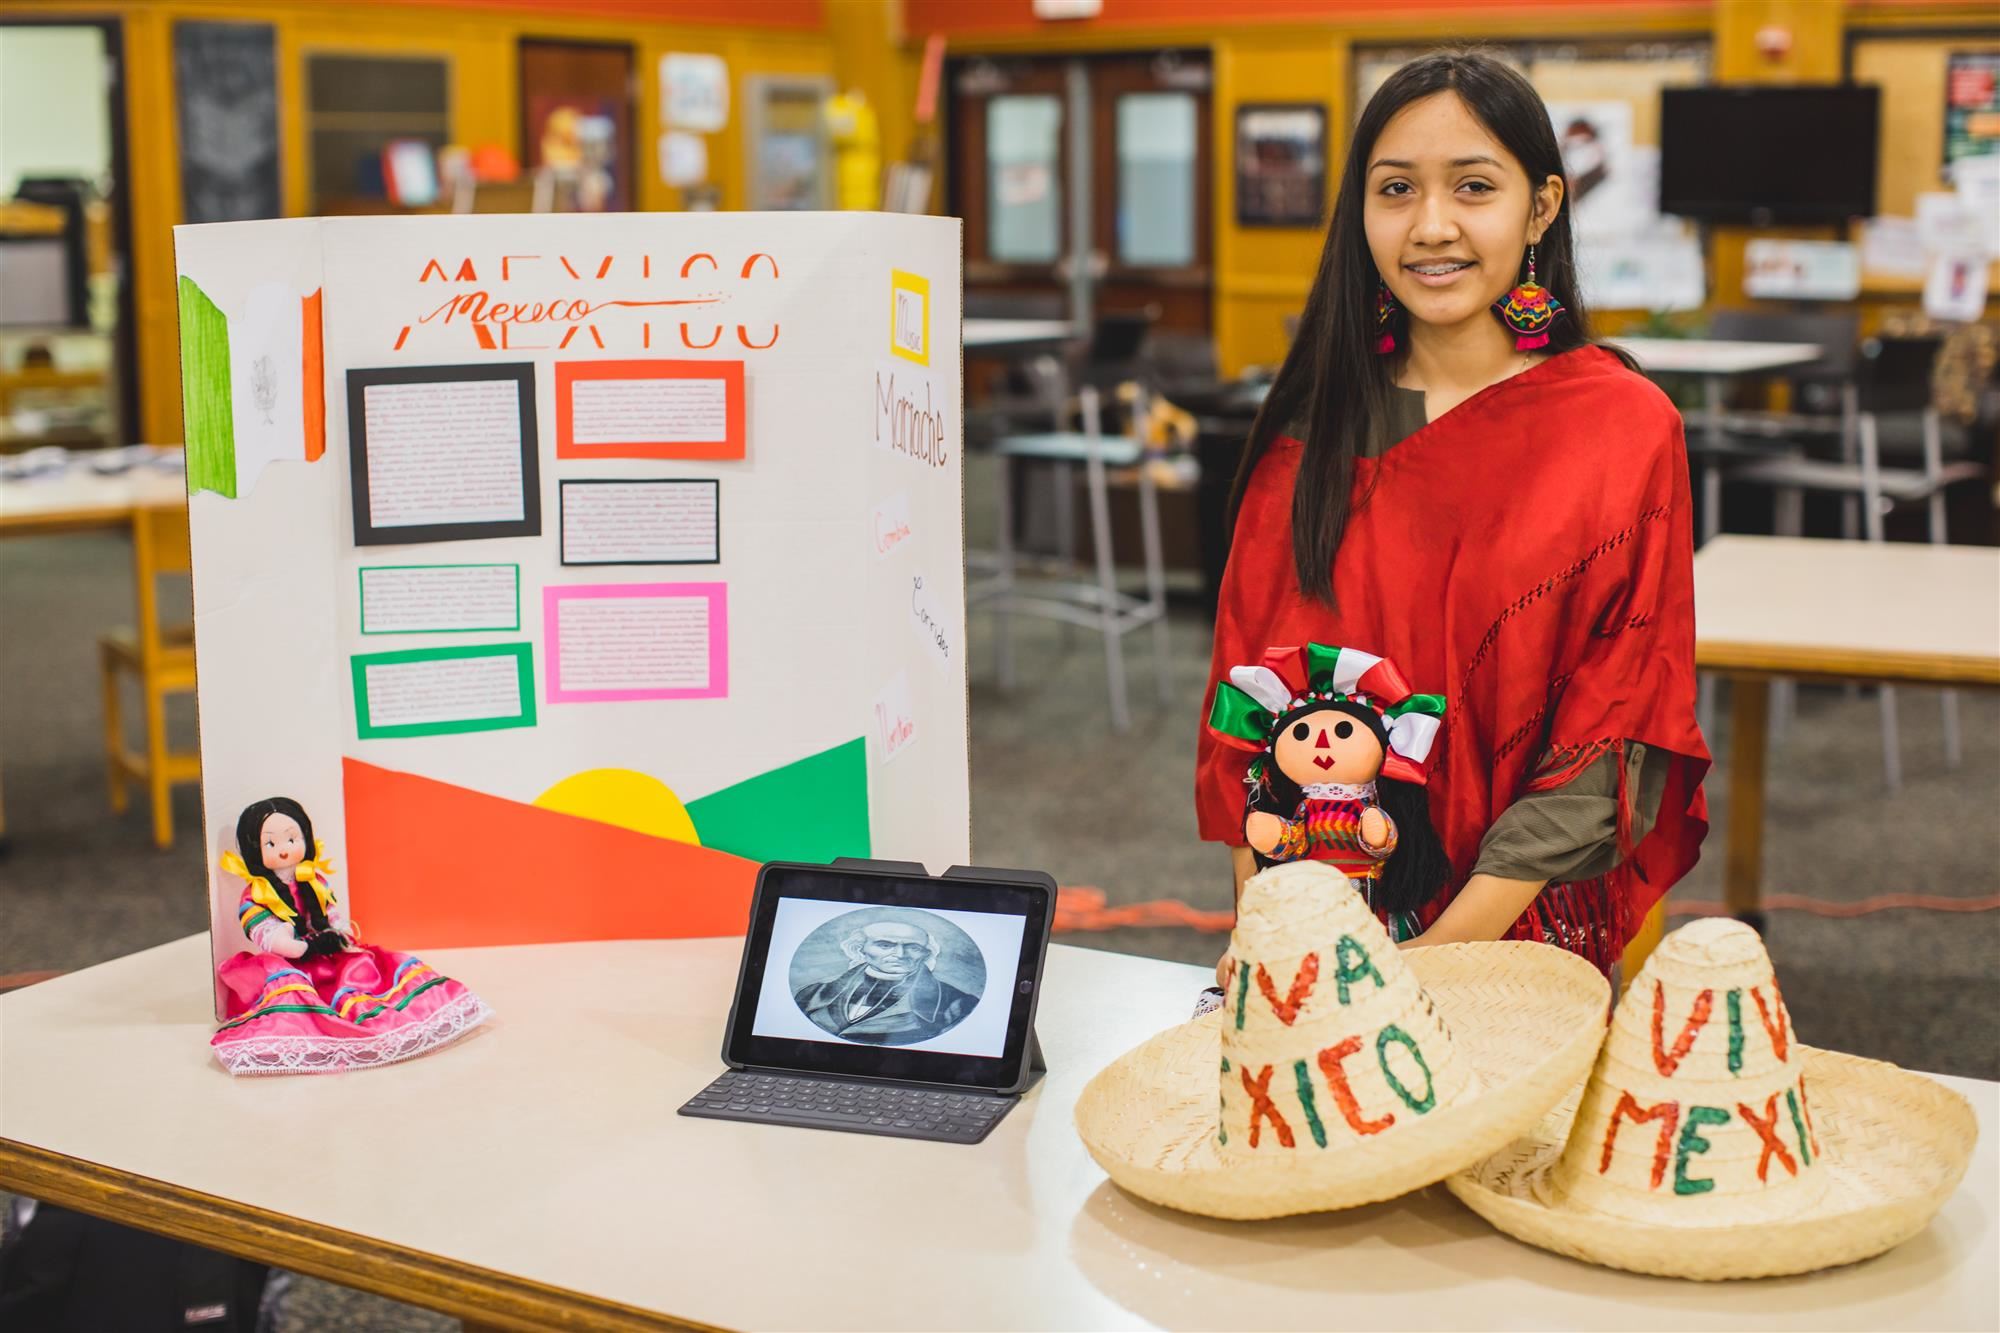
1491 244 1565 351
1374 280 1401 355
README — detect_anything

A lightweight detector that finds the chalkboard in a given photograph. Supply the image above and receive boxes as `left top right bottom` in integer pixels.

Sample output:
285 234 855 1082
174 21 281 225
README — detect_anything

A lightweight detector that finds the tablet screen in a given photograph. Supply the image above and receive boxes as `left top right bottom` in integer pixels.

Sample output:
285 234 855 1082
754 899 1025 1057
724 863 1051 1089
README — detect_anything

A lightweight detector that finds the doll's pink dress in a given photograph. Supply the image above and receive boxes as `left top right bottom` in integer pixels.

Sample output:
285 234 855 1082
211 860 490 1076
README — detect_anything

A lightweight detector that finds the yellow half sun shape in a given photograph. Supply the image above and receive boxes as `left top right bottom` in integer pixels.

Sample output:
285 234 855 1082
532 769 701 845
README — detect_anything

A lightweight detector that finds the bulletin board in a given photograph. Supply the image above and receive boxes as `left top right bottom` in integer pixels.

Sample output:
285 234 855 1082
1850 33 2000 291
173 212 969 1015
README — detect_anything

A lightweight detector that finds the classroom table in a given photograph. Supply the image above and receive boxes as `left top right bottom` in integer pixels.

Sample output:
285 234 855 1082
1 934 1992 1332
1614 337 1826 545
1694 535 2000 924
0 461 189 846
0 461 188 535
962 318 1081 354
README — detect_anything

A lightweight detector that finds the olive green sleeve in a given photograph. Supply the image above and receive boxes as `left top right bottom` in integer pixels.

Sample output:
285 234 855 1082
1470 741 1668 884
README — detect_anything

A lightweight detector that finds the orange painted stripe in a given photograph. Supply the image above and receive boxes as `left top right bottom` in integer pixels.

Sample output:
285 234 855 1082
302 289 325 462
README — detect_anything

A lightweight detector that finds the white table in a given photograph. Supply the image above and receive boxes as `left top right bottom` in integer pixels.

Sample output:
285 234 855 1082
1695 535 2000 921
0 464 188 534
1612 337 1826 379
2 934 1993 1331
963 318 1081 353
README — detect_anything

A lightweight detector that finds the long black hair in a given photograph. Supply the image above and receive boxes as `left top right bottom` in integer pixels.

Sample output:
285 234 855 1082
235 796 325 926
1253 699 1453 916
1229 49 1624 608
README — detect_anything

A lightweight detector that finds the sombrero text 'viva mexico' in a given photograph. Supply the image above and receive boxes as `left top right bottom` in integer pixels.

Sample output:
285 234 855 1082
1073 860 1609 1219
1448 917 1978 1279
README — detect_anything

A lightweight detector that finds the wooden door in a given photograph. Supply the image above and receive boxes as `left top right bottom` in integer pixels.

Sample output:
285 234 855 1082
519 38 636 212
950 58 1073 321
1088 52 1212 336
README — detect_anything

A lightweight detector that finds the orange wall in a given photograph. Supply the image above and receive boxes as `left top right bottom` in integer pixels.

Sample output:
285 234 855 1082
905 0 1709 34
376 0 822 24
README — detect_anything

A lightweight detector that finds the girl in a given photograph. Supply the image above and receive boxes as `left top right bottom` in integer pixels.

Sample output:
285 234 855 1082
1198 50 1709 975
212 796 490 1075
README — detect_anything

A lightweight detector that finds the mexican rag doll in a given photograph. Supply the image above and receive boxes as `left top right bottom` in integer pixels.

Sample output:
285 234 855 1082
1207 642 1451 942
211 796 490 1075
1198 347 1710 973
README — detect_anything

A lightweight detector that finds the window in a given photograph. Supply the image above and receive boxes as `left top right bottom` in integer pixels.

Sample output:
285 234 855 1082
986 95 1062 263
1116 92 1197 266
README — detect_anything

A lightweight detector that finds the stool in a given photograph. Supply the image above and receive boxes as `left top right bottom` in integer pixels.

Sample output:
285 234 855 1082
973 386 1171 732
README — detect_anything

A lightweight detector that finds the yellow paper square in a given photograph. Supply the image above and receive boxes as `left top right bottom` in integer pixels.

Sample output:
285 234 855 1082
890 269 930 366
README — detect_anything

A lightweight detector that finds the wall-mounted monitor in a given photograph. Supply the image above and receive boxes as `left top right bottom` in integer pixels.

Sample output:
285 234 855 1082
1659 85 1880 224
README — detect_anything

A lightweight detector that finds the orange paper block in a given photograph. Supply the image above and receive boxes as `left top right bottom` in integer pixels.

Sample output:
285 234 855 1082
301 290 325 461
342 758 758 947
554 359 746 460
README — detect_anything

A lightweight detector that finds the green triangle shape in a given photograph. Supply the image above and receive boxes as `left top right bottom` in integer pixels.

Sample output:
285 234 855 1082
687 737 870 864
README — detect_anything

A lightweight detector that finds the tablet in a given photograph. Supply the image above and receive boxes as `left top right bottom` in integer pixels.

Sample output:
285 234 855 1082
721 859 1054 1094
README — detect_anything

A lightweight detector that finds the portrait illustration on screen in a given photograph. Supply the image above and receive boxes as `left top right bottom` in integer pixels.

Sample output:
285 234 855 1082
787 907 988 1046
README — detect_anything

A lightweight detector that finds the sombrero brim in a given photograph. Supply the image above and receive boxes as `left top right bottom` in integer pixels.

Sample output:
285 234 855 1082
1446 1047 1978 1280
1073 942 1610 1220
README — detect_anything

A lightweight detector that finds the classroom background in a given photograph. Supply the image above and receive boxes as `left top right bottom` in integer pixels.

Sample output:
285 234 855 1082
0 1 1996 1326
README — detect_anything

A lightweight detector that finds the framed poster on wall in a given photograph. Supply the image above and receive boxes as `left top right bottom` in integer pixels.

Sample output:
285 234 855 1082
1234 103 1326 228
1945 50 2000 169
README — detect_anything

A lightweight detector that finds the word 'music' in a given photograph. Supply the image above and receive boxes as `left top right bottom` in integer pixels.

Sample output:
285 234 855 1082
394 250 781 353
875 367 949 468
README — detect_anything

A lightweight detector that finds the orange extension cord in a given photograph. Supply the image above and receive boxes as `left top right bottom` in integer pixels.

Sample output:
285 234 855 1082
1051 886 2000 933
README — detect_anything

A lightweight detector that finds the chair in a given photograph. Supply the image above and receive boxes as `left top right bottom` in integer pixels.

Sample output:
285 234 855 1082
100 504 201 847
1702 311 1863 537
973 385 1171 732
1725 336 1983 789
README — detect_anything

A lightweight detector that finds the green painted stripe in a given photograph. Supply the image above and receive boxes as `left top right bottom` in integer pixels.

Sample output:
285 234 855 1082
177 276 235 499
1727 989 1745 1075
1293 1058 1327 1148
1234 959 1250 1030
1786 1086 1812 1166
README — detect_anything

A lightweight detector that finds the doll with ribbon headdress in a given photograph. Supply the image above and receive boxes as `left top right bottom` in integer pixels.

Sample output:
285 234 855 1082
1208 643 1451 940
210 796 490 1076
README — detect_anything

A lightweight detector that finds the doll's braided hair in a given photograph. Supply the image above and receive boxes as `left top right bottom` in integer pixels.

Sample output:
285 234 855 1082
234 796 328 929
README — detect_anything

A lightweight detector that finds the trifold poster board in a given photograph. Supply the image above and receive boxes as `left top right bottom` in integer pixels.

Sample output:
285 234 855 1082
174 212 967 1015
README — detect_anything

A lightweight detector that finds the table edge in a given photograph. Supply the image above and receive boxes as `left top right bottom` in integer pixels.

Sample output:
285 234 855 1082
1696 642 2000 687
0 1138 728 1333
0 506 139 535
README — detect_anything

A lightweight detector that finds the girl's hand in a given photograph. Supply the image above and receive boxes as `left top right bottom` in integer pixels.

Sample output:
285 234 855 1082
269 935 308 960
1245 811 1283 856
1360 806 1391 848
1215 949 1236 989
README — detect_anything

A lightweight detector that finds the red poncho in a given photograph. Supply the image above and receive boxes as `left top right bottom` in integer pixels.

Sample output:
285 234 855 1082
1198 347 1710 969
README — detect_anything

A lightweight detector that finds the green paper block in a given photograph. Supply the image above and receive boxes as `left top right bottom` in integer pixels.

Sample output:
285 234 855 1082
688 737 871 865
177 276 235 499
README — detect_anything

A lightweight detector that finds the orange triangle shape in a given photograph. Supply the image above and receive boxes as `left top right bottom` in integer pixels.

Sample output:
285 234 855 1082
343 758 758 948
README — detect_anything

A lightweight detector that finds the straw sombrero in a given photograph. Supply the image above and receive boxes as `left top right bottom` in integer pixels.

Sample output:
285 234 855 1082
1073 861 1610 1220
1447 918 1978 1280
